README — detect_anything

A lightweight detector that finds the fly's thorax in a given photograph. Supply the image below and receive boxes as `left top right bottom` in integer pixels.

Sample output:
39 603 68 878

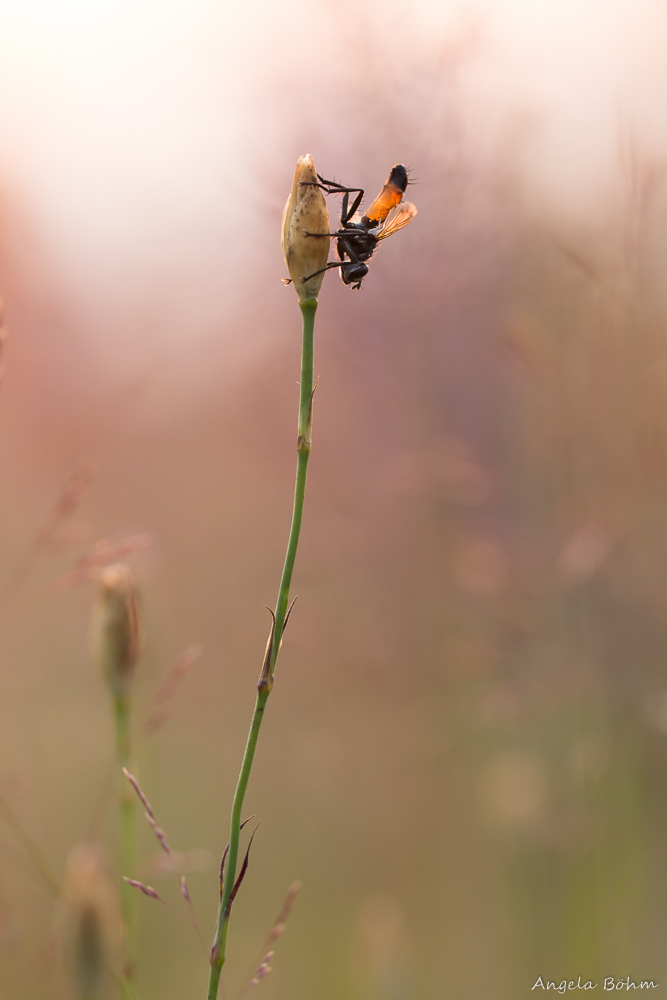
337 229 377 259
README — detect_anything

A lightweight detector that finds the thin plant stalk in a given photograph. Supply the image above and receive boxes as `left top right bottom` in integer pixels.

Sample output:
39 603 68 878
111 961 141 1000
114 691 136 976
92 563 141 979
207 297 317 1000
0 793 63 898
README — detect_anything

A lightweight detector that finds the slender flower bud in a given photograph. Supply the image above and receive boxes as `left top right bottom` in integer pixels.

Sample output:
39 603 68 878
92 563 142 698
282 154 330 302
60 844 122 999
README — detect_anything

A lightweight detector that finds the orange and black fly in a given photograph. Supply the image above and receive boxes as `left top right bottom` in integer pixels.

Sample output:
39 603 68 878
302 164 417 290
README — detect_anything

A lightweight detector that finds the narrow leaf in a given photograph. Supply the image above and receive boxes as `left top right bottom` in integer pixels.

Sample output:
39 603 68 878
224 824 260 919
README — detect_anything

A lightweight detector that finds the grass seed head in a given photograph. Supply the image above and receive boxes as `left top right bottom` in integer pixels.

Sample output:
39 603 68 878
123 877 165 903
282 154 330 302
92 563 142 698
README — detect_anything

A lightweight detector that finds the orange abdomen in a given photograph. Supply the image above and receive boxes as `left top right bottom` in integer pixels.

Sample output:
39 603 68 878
361 164 409 226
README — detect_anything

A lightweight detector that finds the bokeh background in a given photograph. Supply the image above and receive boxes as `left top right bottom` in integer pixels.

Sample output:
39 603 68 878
1 0 667 997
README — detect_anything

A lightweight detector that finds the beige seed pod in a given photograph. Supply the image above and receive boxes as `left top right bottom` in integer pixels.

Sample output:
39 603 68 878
281 154 331 302
91 563 142 698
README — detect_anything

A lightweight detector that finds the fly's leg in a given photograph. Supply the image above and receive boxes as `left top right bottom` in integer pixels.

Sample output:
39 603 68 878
301 258 365 290
302 229 362 238
301 261 348 282
339 189 364 227
316 174 364 202
299 178 363 200
302 174 365 225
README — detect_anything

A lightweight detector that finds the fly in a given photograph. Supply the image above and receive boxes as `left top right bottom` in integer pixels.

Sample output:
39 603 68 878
302 164 417 290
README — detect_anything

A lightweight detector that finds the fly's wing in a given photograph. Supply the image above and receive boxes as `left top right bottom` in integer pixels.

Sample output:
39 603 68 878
376 202 417 240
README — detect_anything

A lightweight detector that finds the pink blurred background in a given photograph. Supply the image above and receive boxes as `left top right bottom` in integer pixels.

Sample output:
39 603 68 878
1 1 667 997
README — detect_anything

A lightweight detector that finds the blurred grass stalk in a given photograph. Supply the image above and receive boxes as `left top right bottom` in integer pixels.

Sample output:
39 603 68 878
115 689 135 976
207 154 329 1000
92 564 142 984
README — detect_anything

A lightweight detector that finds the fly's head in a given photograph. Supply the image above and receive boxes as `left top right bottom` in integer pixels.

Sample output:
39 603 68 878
340 262 369 289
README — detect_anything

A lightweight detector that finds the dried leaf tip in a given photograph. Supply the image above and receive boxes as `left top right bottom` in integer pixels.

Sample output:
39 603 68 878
281 154 330 303
92 563 142 698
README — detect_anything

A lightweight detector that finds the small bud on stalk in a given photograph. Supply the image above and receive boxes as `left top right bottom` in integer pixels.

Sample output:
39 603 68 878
91 565 141 970
92 564 142 699
61 844 122 999
282 154 330 302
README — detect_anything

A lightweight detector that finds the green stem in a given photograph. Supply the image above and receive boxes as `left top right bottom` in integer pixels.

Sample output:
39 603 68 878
207 298 317 1000
109 961 142 1000
114 692 136 979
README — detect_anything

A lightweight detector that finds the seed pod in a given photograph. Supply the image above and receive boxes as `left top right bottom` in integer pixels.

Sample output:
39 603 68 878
92 564 142 698
61 844 122 999
281 154 330 302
